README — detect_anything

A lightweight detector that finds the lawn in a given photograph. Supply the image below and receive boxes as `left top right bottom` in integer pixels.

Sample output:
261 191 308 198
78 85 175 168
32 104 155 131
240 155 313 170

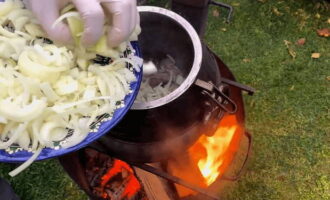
0 0 329 199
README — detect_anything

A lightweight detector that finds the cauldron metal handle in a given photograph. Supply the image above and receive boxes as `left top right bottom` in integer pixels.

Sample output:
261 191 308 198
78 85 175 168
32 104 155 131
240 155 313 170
195 79 238 114
221 131 252 181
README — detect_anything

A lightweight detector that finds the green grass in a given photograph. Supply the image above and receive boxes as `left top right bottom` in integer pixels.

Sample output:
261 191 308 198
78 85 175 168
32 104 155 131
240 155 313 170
0 0 329 199
205 0 329 199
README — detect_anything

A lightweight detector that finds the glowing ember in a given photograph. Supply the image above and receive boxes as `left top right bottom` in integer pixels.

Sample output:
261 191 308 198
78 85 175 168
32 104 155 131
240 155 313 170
100 159 141 199
101 160 131 187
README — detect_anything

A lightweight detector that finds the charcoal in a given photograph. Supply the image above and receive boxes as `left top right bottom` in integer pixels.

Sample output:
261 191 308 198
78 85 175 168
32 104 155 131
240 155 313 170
82 149 148 200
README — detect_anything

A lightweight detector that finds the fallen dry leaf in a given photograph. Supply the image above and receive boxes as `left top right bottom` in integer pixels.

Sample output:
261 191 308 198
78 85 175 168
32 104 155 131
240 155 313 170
243 58 251 63
277 175 286 182
311 53 321 58
273 7 283 16
317 28 330 37
296 38 306 46
221 28 227 32
284 40 296 59
327 18 330 24
315 13 321 19
290 85 295 91
294 9 310 30
326 76 330 81
212 9 220 17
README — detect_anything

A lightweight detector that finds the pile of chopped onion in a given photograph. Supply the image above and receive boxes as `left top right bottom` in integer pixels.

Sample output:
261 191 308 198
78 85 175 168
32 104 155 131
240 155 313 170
0 0 142 176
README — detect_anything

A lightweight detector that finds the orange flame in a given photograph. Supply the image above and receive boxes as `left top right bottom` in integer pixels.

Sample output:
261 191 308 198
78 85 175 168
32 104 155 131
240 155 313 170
168 114 243 197
196 125 237 185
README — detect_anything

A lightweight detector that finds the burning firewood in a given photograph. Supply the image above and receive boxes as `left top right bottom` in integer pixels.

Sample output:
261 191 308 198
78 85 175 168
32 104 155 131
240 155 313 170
83 149 148 200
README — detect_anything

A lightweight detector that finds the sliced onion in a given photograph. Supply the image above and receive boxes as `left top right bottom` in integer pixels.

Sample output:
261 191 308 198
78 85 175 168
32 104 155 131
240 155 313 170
0 123 26 149
51 96 113 113
52 11 80 29
9 147 43 177
0 0 15 16
0 98 47 122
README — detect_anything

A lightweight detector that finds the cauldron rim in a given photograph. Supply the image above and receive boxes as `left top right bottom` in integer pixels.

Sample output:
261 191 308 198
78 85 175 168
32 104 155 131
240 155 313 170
132 6 202 110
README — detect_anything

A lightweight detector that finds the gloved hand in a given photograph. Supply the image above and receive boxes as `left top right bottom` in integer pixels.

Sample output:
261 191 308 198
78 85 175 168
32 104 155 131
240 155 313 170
24 0 138 47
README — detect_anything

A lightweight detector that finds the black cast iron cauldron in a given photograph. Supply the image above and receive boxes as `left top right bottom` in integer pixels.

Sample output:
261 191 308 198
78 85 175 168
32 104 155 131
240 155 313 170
88 6 238 163
58 44 252 200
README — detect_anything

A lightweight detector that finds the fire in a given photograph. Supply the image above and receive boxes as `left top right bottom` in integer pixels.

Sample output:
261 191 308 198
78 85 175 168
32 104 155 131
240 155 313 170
100 159 141 199
168 114 243 197
196 125 237 185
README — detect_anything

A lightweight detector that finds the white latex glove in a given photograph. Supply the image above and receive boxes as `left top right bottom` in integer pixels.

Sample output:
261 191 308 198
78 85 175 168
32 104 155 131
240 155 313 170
24 0 138 47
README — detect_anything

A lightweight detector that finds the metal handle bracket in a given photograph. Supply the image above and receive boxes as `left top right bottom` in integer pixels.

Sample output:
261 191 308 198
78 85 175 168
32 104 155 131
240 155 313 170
195 79 238 114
